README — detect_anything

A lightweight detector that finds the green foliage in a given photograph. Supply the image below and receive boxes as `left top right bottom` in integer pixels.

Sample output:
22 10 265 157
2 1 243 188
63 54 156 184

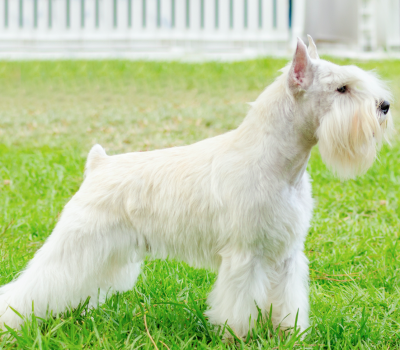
0 58 399 349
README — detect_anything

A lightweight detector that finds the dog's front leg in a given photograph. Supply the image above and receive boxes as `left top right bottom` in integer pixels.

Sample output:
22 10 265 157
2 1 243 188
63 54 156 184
267 249 309 334
0 195 141 330
205 248 270 338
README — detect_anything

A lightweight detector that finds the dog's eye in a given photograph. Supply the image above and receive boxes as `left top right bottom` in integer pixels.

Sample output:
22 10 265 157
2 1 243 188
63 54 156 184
337 86 347 93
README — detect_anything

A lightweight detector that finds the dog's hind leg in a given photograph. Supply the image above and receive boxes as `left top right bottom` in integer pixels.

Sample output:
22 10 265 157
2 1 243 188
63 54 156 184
90 257 142 308
267 250 309 334
205 249 270 338
0 196 140 330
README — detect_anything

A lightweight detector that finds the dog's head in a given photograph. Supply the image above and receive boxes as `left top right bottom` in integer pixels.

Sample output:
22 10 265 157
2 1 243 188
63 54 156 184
288 36 393 179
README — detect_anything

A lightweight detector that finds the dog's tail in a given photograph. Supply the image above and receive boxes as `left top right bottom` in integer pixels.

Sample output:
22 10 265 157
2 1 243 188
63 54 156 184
85 144 107 177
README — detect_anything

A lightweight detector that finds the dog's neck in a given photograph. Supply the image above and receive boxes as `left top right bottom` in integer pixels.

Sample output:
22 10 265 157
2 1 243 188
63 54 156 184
234 77 317 187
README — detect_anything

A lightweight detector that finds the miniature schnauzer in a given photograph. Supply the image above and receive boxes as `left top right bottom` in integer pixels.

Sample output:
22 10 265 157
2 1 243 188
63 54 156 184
0 36 392 337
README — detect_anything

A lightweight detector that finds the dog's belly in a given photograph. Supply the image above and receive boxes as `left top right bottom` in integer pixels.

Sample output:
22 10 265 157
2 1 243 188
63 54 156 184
128 175 312 269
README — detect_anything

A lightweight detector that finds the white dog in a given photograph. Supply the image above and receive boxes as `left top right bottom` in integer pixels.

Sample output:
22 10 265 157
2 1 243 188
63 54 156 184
0 36 392 337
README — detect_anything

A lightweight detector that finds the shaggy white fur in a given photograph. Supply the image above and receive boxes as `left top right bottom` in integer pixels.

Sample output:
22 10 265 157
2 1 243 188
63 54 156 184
0 36 392 337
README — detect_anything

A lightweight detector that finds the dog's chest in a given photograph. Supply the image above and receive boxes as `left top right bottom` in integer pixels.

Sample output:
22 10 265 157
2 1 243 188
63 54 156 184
236 173 313 260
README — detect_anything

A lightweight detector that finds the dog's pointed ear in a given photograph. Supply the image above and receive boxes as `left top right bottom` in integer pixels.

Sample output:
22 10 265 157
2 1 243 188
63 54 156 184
307 35 319 59
288 38 314 91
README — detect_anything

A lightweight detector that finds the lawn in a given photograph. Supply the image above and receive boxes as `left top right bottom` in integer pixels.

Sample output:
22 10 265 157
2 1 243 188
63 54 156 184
0 58 399 349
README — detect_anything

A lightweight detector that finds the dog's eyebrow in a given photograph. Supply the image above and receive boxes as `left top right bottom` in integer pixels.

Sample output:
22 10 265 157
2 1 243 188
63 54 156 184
337 80 353 87
332 74 363 88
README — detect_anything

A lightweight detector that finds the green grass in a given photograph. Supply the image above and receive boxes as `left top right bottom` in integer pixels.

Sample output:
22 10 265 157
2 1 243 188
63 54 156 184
0 58 399 349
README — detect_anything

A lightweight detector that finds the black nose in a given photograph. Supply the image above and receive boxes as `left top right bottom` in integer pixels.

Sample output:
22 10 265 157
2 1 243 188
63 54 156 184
380 100 390 115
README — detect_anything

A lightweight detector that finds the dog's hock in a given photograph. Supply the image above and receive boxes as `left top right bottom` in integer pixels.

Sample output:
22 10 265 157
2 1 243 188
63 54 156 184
85 144 107 176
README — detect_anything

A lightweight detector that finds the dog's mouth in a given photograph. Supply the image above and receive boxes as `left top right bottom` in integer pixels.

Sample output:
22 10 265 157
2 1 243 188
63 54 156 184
378 108 391 125
378 112 387 125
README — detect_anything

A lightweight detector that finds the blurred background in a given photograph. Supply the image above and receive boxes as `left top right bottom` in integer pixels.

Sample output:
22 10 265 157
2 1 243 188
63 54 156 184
1 0 400 60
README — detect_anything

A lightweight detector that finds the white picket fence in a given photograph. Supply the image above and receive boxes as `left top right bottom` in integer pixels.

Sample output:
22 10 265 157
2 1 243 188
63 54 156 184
385 0 400 51
0 0 304 59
